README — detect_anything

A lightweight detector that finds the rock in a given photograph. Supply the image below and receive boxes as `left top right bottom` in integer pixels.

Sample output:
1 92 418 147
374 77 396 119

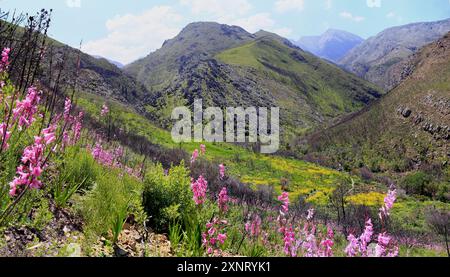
401 108 412 118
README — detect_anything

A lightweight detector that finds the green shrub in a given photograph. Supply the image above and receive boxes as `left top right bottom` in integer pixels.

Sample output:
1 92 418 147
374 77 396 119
78 167 145 240
142 162 193 231
53 147 98 207
401 171 432 197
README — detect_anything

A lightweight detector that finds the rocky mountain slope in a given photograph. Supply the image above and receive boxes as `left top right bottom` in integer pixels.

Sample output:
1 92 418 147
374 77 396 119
38 39 150 114
304 32 450 173
339 18 450 91
124 22 383 136
295 29 364 63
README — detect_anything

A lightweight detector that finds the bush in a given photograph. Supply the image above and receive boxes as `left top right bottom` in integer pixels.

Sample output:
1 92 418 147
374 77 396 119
53 147 98 207
142 162 193 231
401 171 432 197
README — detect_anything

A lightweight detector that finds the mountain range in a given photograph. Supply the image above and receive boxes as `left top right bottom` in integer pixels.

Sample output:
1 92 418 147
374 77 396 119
304 31 450 174
123 22 382 136
339 18 450 90
295 29 364 63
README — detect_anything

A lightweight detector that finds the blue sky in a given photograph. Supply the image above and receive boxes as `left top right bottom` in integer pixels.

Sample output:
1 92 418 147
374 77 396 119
1 0 449 64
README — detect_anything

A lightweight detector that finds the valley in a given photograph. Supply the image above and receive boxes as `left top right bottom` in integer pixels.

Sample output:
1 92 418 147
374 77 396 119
0 7 449 258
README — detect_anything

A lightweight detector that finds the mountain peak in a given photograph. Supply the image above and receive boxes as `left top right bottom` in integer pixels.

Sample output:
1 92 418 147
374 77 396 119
339 18 450 90
179 21 252 39
295 29 363 62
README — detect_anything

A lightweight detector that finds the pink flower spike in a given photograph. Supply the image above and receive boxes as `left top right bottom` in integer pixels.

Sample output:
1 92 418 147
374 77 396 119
278 192 289 215
218 187 229 213
200 144 206 155
0 123 11 150
190 149 199 164
191 175 208 205
219 164 225 179
101 104 109 117
63 97 72 121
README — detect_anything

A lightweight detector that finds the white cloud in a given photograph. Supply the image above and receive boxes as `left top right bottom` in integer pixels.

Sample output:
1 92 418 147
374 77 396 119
275 0 305 13
273 27 293 37
180 0 252 18
366 0 381 8
325 0 333 10
66 0 81 8
82 6 183 64
180 0 292 37
340 11 365 22
231 13 275 33
230 13 292 37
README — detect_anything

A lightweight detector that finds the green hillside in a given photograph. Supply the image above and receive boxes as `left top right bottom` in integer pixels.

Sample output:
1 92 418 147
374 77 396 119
302 32 450 202
124 23 384 139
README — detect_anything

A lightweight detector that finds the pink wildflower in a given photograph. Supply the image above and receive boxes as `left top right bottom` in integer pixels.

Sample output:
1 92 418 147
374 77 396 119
245 214 262 237
283 226 297 257
9 127 55 196
319 227 334 257
101 104 109 117
306 208 315 221
359 218 373 256
0 122 11 150
42 124 57 145
191 175 208 205
303 233 318 257
200 144 206 155
72 112 83 143
0 47 10 72
12 86 41 130
202 217 227 255
345 234 359 257
218 187 229 213
375 233 391 257
219 164 225 179
217 233 227 244
379 188 397 219
63 97 72 121
278 192 289 215
190 149 199 164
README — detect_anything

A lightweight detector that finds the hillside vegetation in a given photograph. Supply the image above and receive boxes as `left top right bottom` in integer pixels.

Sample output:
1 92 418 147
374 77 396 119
302 32 450 206
125 22 384 139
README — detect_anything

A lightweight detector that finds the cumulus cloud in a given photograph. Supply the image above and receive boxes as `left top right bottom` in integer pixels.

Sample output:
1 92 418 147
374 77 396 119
366 0 381 8
340 11 365 22
275 0 305 13
180 0 252 18
82 6 183 64
66 0 81 8
181 0 292 37
231 13 275 33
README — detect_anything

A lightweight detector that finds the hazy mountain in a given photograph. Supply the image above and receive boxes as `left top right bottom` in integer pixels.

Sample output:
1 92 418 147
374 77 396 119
93 55 124 68
340 18 450 90
304 32 450 172
124 22 383 135
295 29 364 63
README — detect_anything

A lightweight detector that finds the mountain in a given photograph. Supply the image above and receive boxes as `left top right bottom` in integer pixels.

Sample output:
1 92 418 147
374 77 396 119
124 22 383 136
295 29 364 63
304 32 450 173
340 18 450 91
93 55 124 68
